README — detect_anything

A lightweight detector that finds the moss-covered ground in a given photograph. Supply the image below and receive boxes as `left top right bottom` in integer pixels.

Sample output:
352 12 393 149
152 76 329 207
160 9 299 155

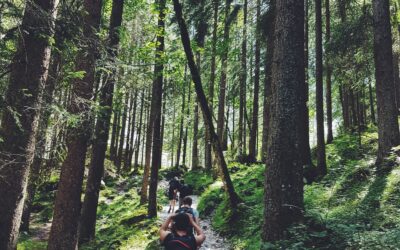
17 126 400 249
193 126 400 249
17 160 170 250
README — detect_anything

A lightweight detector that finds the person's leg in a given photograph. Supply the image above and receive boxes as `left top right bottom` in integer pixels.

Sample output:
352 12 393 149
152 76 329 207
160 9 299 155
168 200 172 213
171 198 176 212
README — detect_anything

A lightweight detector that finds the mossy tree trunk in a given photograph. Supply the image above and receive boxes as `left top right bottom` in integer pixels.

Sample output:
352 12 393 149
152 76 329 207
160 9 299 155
0 0 58 247
372 0 400 164
262 0 305 241
47 0 102 248
148 0 166 217
78 0 124 243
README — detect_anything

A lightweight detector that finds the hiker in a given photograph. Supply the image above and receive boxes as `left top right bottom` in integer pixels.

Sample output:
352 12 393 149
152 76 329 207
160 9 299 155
175 196 199 234
168 177 180 213
177 182 192 208
160 213 206 250
176 197 199 224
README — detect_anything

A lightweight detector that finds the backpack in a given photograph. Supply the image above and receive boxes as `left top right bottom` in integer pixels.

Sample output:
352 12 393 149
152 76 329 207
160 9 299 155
175 207 194 217
178 184 192 198
175 207 196 233
169 179 180 191
164 233 196 250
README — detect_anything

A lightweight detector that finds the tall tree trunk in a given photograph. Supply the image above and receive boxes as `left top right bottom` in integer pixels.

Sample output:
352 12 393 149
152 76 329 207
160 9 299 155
140 93 154 203
112 109 122 162
0 0 58 247
192 99 200 169
369 80 376 124
238 0 247 159
372 0 400 164
116 92 129 172
262 0 304 241
176 77 186 167
249 0 260 162
205 0 219 172
123 92 133 170
261 3 274 163
183 83 192 166
134 90 145 173
141 94 151 167
173 0 239 208
217 0 232 146
20 50 62 233
47 0 102 248
148 0 166 217
171 104 176 167
325 0 333 143
299 0 313 168
393 53 400 112
160 89 167 167
125 91 138 171
110 109 119 160
338 0 351 130
78 0 124 242
315 0 327 176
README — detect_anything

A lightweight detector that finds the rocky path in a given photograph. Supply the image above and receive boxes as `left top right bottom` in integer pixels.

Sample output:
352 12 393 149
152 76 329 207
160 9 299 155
157 182 230 250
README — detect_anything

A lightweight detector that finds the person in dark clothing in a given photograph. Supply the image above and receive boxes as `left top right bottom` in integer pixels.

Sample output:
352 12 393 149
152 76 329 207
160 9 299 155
175 196 200 234
159 213 205 250
168 177 181 213
178 184 192 208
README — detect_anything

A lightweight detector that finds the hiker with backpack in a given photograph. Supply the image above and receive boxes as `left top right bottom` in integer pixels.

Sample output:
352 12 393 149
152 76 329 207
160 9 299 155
168 177 181 213
159 213 206 250
175 196 199 226
177 182 192 208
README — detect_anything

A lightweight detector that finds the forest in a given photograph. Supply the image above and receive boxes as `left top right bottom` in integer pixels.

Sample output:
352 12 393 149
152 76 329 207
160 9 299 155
1 0 400 249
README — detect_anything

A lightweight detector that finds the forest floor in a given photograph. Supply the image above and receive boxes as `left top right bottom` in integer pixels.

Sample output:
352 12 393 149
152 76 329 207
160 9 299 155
191 126 400 249
17 164 228 249
17 125 400 249
157 191 229 249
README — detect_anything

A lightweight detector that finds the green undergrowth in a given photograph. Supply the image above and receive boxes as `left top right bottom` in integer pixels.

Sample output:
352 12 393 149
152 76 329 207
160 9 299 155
184 169 214 194
18 159 168 250
81 178 160 250
198 126 400 249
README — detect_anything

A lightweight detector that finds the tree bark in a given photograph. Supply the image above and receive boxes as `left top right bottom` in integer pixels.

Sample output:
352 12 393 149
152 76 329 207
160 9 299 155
393 53 400 112
21 50 62 233
148 0 166 217
134 90 145 172
262 0 304 241
261 2 274 163
47 0 102 248
0 0 58 247
205 0 219 171
238 0 247 159
173 0 239 208
372 0 400 164
369 80 376 124
110 109 119 160
183 83 192 166
325 0 333 144
123 92 133 169
192 99 200 169
125 90 138 171
249 0 260 162
216 0 232 146
315 0 327 176
116 92 129 172
176 83 186 167
78 0 124 243
299 0 313 168
140 92 154 203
